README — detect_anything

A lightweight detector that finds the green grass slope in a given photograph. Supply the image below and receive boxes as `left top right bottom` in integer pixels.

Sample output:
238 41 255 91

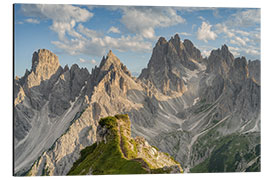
190 132 260 173
68 114 182 175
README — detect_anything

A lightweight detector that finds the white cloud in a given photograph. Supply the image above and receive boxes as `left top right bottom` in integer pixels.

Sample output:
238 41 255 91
91 59 97 64
178 32 192 36
117 6 185 39
228 45 260 58
77 24 102 38
214 22 260 58
174 7 216 12
244 49 260 56
230 36 247 46
79 58 86 63
201 50 212 57
215 23 235 38
20 5 158 57
225 9 260 27
252 32 260 44
25 18 40 24
228 46 240 57
198 16 205 21
107 26 120 34
79 58 97 64
234 30 250 36
197 22 217 42
21 4 93 41
198 45 216 58
52 24 152 57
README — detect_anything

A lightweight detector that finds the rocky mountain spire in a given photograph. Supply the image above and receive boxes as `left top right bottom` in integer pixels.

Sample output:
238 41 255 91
91 50 131 83
139 34 202 95
183 39 203 61
27 49 60 88
99 50 122 71
206 44 234 75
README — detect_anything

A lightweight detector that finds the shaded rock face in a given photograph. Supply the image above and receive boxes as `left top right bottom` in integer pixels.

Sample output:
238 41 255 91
14 49 93 175
248 60 260 85
139 34 202 96
14 34 260 175
206 45 234 76
201 53 260 121
183 39 203 62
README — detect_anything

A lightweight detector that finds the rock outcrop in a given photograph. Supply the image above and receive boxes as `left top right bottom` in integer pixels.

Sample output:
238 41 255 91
27 49 60 88
67 114 183 175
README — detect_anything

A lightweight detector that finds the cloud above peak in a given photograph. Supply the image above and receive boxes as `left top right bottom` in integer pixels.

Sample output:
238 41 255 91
79 58 97 64
18 5 260 61
197 22 217 43
117 6 185 39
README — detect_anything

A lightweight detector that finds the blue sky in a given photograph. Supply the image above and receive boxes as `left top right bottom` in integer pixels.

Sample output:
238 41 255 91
14 4 260 77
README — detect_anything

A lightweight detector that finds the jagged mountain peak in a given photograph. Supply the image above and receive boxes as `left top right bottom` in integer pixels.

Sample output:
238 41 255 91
99 50 122 71
31 49 60 73
157 36 168 45
221 44 229 52
25 49 61 88
139 34 202 95
210 44 233 59
168 33 181 47
88 50 135 97
97 50 131 77
183 39 203 61
206 44 235 74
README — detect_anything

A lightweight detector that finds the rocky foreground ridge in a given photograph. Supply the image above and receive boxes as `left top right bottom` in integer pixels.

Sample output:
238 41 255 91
14 34 260 175
66 114 182 175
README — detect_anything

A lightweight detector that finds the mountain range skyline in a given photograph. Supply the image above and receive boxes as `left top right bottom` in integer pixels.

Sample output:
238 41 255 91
14 32 260 175
14 4 260 77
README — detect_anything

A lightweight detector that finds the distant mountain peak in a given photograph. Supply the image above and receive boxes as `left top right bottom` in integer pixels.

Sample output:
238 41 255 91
207 44 234 74
31 49 60 73
99 50 122 71
139 34 202 95
221 44 229 52
26 49 60 88
169 33 181 46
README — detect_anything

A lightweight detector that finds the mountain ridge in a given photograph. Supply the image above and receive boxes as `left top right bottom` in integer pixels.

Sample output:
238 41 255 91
67 114 183 175
14 34 260 175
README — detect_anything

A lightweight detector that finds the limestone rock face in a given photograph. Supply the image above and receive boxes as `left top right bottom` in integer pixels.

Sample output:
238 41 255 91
27 49 60 88
14 49 91 175
139 34 203 96
248 60 260 85
183 39 203 62
206 44 234 75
